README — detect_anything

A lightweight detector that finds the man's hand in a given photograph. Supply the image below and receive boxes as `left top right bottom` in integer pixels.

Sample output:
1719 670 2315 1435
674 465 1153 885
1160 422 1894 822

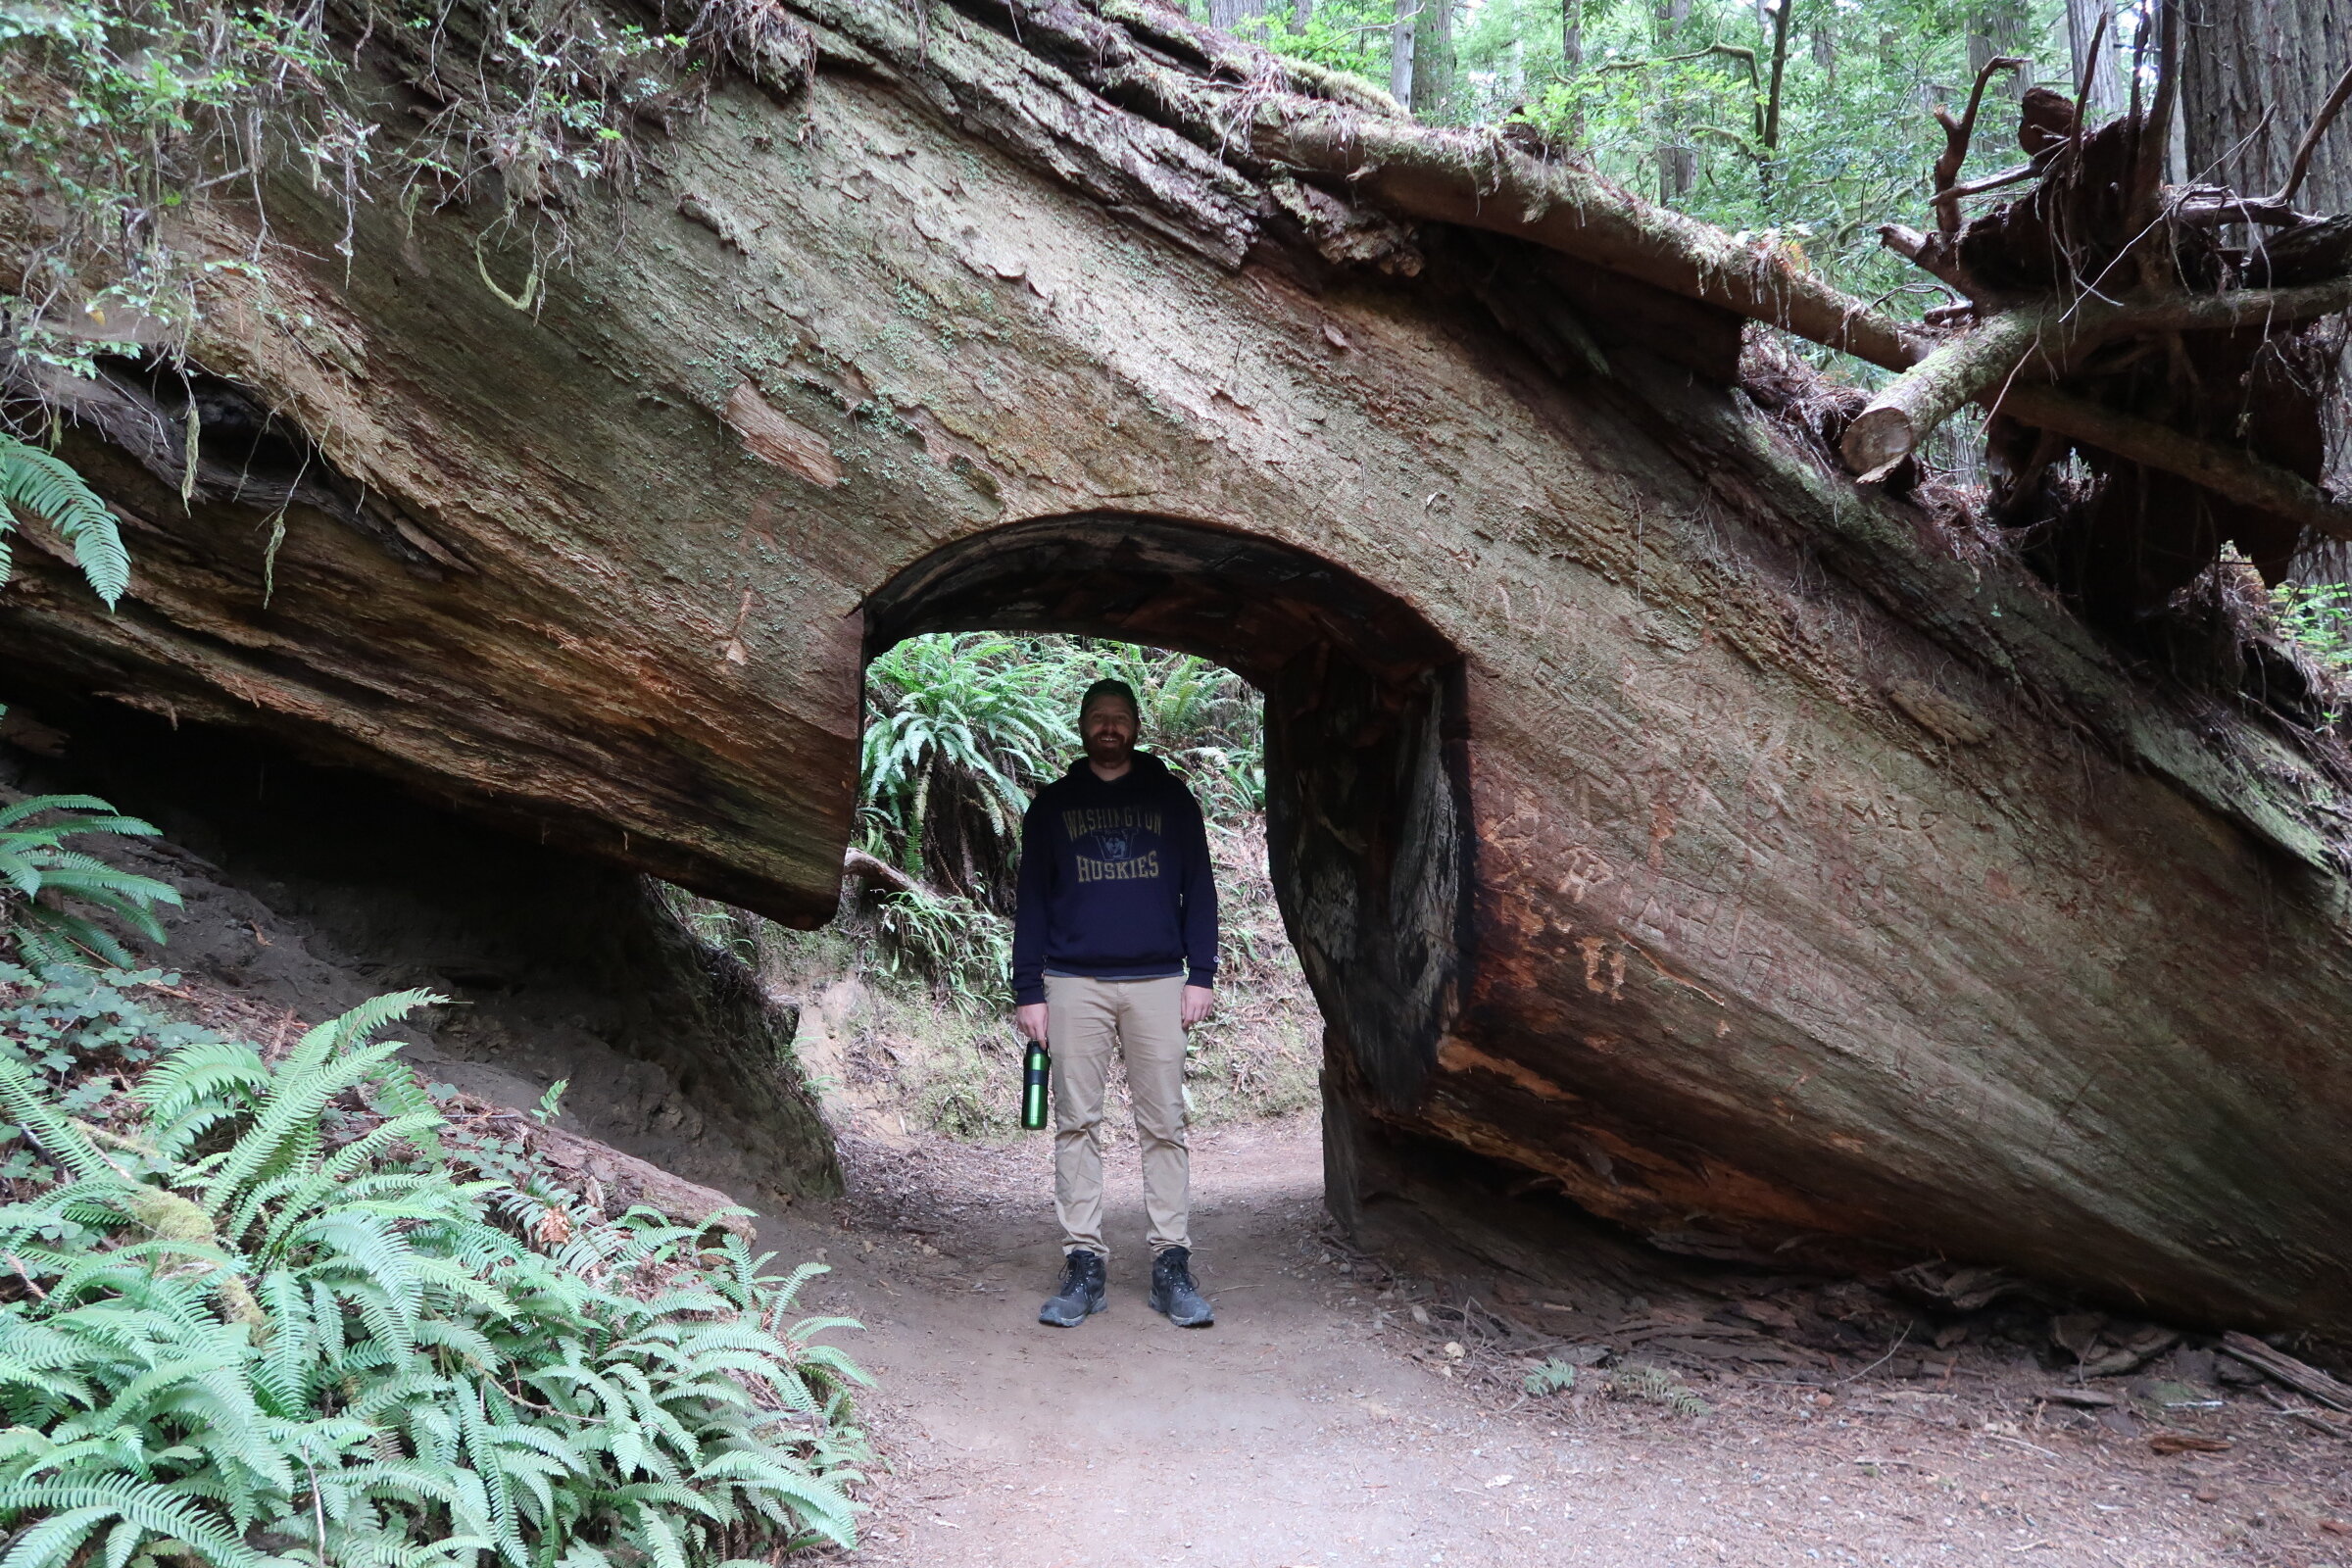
1181 985 1215 1030
1015 1002 1050 1045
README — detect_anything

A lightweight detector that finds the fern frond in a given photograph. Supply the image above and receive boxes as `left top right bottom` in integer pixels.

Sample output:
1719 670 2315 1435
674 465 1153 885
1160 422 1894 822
0 434 129 606
0 1478 262 1568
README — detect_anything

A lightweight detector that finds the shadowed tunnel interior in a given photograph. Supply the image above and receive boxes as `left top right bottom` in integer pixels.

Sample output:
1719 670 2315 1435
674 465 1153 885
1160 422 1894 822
861 514 1478 1184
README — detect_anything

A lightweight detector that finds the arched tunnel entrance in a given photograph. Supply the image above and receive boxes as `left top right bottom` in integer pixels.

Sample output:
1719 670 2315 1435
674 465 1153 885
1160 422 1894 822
860 515 1476 1207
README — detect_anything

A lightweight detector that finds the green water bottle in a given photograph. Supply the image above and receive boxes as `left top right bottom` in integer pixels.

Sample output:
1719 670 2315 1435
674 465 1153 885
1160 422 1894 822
1020 1039 1051 1130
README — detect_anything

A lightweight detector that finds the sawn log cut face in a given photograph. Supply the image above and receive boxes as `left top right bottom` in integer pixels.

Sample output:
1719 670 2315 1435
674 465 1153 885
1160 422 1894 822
3 35 2351 1325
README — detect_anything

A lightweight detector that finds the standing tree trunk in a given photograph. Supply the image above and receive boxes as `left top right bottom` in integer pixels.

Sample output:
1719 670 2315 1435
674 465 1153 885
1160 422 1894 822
2181 0 2352 573
1207 0 1265 33
1390 0 1416 109
2180 0 2352 206
1761 0 1795 151
1809 0 1834 89
1654 0 1694 202
1969 1 2034 99
2065 0 2123 120
1410 0 1456 120
1560 0 1585 140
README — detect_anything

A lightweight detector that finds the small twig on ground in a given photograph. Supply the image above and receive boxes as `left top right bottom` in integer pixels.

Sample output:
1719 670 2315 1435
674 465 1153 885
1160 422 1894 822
2260 1385 2352 1439
1831 1323 1913 1386
1980 1431 2062 1459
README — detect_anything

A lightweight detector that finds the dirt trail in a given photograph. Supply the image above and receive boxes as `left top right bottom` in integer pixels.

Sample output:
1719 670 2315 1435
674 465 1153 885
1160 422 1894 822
769 1115 2352 1568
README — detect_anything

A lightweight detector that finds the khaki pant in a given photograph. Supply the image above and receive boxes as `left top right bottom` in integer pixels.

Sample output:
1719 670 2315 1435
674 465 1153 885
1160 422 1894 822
1045 973 1190 1257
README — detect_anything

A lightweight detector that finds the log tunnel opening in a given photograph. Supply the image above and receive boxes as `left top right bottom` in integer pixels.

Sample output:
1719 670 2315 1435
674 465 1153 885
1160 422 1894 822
861 514 1475 1213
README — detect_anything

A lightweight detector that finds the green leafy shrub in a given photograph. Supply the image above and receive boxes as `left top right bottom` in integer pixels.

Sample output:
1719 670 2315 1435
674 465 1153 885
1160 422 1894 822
2274 580 2352 681
0 967 867 1567
860 632 1063 898
870 884 1009 1010
0 794 180 966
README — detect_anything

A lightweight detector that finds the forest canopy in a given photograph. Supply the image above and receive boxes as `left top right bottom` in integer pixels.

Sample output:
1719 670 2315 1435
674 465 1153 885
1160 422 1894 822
1231 0 2113 314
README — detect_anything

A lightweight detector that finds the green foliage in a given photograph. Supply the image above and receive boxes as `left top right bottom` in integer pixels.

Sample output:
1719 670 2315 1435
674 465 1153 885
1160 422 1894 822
860 633 1064 889
0 0 721 376
1521 1355 1709 1415
0 0 366 371
1523 1358 1579 1396
1238 0 2080 317
869 885 1009 1010
0 435 130 608
1606 1362 1711 1417
0 795 180 968
0 967 868 1567
2274 581 2352 681
856 634 1266 1000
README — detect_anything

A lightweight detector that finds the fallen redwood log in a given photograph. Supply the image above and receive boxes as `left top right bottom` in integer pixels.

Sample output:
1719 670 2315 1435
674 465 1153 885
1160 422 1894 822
0 0 2348 1334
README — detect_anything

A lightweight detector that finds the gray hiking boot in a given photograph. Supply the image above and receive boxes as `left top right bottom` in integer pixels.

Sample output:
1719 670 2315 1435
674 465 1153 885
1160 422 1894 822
1039 1249 1107 1327
1149 1246 1213 1327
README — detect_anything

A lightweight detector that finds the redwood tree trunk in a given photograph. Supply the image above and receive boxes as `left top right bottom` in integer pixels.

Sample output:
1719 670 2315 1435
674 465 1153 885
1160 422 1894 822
1207 0 1265 33
2066 0 2122 120
2180 0 2352 570
2180 0 2352 206
2 0 2350 1334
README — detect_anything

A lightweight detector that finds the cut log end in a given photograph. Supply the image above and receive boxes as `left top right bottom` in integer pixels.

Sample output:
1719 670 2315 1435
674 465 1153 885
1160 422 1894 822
1841 406 1920 483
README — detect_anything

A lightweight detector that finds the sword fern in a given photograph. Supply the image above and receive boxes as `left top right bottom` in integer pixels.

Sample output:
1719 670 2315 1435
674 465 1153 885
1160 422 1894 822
0 968 867 1568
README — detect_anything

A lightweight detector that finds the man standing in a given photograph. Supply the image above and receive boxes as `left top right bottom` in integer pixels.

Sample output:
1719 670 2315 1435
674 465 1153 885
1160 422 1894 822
1013 677 1218 1329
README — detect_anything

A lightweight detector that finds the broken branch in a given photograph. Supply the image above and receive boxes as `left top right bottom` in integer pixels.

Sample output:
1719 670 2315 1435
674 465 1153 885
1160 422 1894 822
843 847 937 900
1247 113 1925 370
2069 7 2107 155
1998 387 2352 543
1842 277 2352 477
2128 0 2180 222
2222 1331 2352 1412
1934 55 2028 234
1929 161 2039 206
2169 185 2319 229
1842 309 2056 480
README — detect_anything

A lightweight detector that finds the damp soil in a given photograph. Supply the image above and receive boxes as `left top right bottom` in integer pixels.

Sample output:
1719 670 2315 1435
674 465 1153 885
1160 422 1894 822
767 1112 2352 1568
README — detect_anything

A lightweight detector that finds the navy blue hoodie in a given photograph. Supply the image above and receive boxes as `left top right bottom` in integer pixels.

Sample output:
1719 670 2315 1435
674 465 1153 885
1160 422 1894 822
1010 752 1217 1005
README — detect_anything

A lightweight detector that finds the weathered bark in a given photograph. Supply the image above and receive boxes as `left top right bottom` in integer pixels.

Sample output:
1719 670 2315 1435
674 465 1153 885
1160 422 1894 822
2181 0 2352 573
1410 0 1455 120
2066 0 2122 121
2 0 2351 1334
2181 0 2352 211
1389 0 1415 110
1842 309 2051 480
